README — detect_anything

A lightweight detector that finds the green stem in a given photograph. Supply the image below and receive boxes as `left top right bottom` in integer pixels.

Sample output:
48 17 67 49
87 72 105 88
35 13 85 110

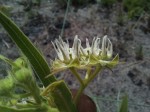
70 67 84 86
85 65 102 86
85 67 92 80
71 65 102 106
70 67 85 105
73 85 85 105
28 81 41 105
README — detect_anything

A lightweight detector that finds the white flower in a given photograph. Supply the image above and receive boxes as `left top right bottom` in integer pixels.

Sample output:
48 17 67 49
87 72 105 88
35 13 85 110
52 37 69 61
80 37 101 56
52 35 81 62
50 35 118 75
81 35 113 59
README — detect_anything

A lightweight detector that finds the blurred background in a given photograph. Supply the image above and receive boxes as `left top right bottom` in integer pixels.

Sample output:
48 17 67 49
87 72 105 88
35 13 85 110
0 0 150 112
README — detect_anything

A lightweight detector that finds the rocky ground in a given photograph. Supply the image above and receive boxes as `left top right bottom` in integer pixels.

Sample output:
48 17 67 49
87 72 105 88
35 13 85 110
0 0 150 112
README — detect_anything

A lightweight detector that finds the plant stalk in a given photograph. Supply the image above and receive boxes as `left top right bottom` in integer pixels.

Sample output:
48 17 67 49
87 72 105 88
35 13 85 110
73 85 85 105
85 65 102 87
70 67 84 86
74 65 102 105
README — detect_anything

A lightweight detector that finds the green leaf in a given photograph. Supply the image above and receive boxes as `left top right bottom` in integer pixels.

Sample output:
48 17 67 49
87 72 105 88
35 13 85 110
119 95 128 112
43 80 77 112
0 11 55 87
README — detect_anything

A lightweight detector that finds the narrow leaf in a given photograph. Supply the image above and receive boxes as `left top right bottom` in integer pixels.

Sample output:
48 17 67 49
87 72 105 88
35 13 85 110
119 95 128 112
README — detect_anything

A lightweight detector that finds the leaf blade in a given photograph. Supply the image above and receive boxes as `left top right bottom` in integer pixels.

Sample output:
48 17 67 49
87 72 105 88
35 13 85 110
119 95 128 112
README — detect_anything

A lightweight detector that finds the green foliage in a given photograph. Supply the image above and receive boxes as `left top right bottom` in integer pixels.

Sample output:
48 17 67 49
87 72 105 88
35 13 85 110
0 75 14 98
72 0 90 5
0 11 54 87
56 0 91 7
0 55 41 104
0 11 77 112
0 7 120 111
128 7 143 19
0 103 59 112
123 0 150 19
42 80 77 112
119 95 128 112
100 0 117 7
123 0 145 11
0 55 76 112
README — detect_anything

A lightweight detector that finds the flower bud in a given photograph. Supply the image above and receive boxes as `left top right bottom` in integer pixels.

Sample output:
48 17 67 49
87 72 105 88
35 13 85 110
14 67 33 84
0 75 14 97
12 57 28 72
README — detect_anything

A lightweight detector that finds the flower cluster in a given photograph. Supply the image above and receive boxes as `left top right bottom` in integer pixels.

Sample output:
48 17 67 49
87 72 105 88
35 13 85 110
50 35 119 75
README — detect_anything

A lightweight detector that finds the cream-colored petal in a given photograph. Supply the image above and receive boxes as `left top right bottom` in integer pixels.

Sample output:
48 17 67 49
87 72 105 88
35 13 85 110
101 35 107 58
92 37 101 56
107 38 113 59
80 46 87 56
86 38 90 48
72 35 81 59
56 39 70 61
52 41 64 61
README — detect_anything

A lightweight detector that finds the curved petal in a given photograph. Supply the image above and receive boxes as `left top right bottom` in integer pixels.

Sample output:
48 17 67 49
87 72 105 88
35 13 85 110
107 38 113 59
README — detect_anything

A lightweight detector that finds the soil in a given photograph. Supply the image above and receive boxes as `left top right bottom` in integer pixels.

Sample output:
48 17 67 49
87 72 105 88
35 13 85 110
0 0 150 112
